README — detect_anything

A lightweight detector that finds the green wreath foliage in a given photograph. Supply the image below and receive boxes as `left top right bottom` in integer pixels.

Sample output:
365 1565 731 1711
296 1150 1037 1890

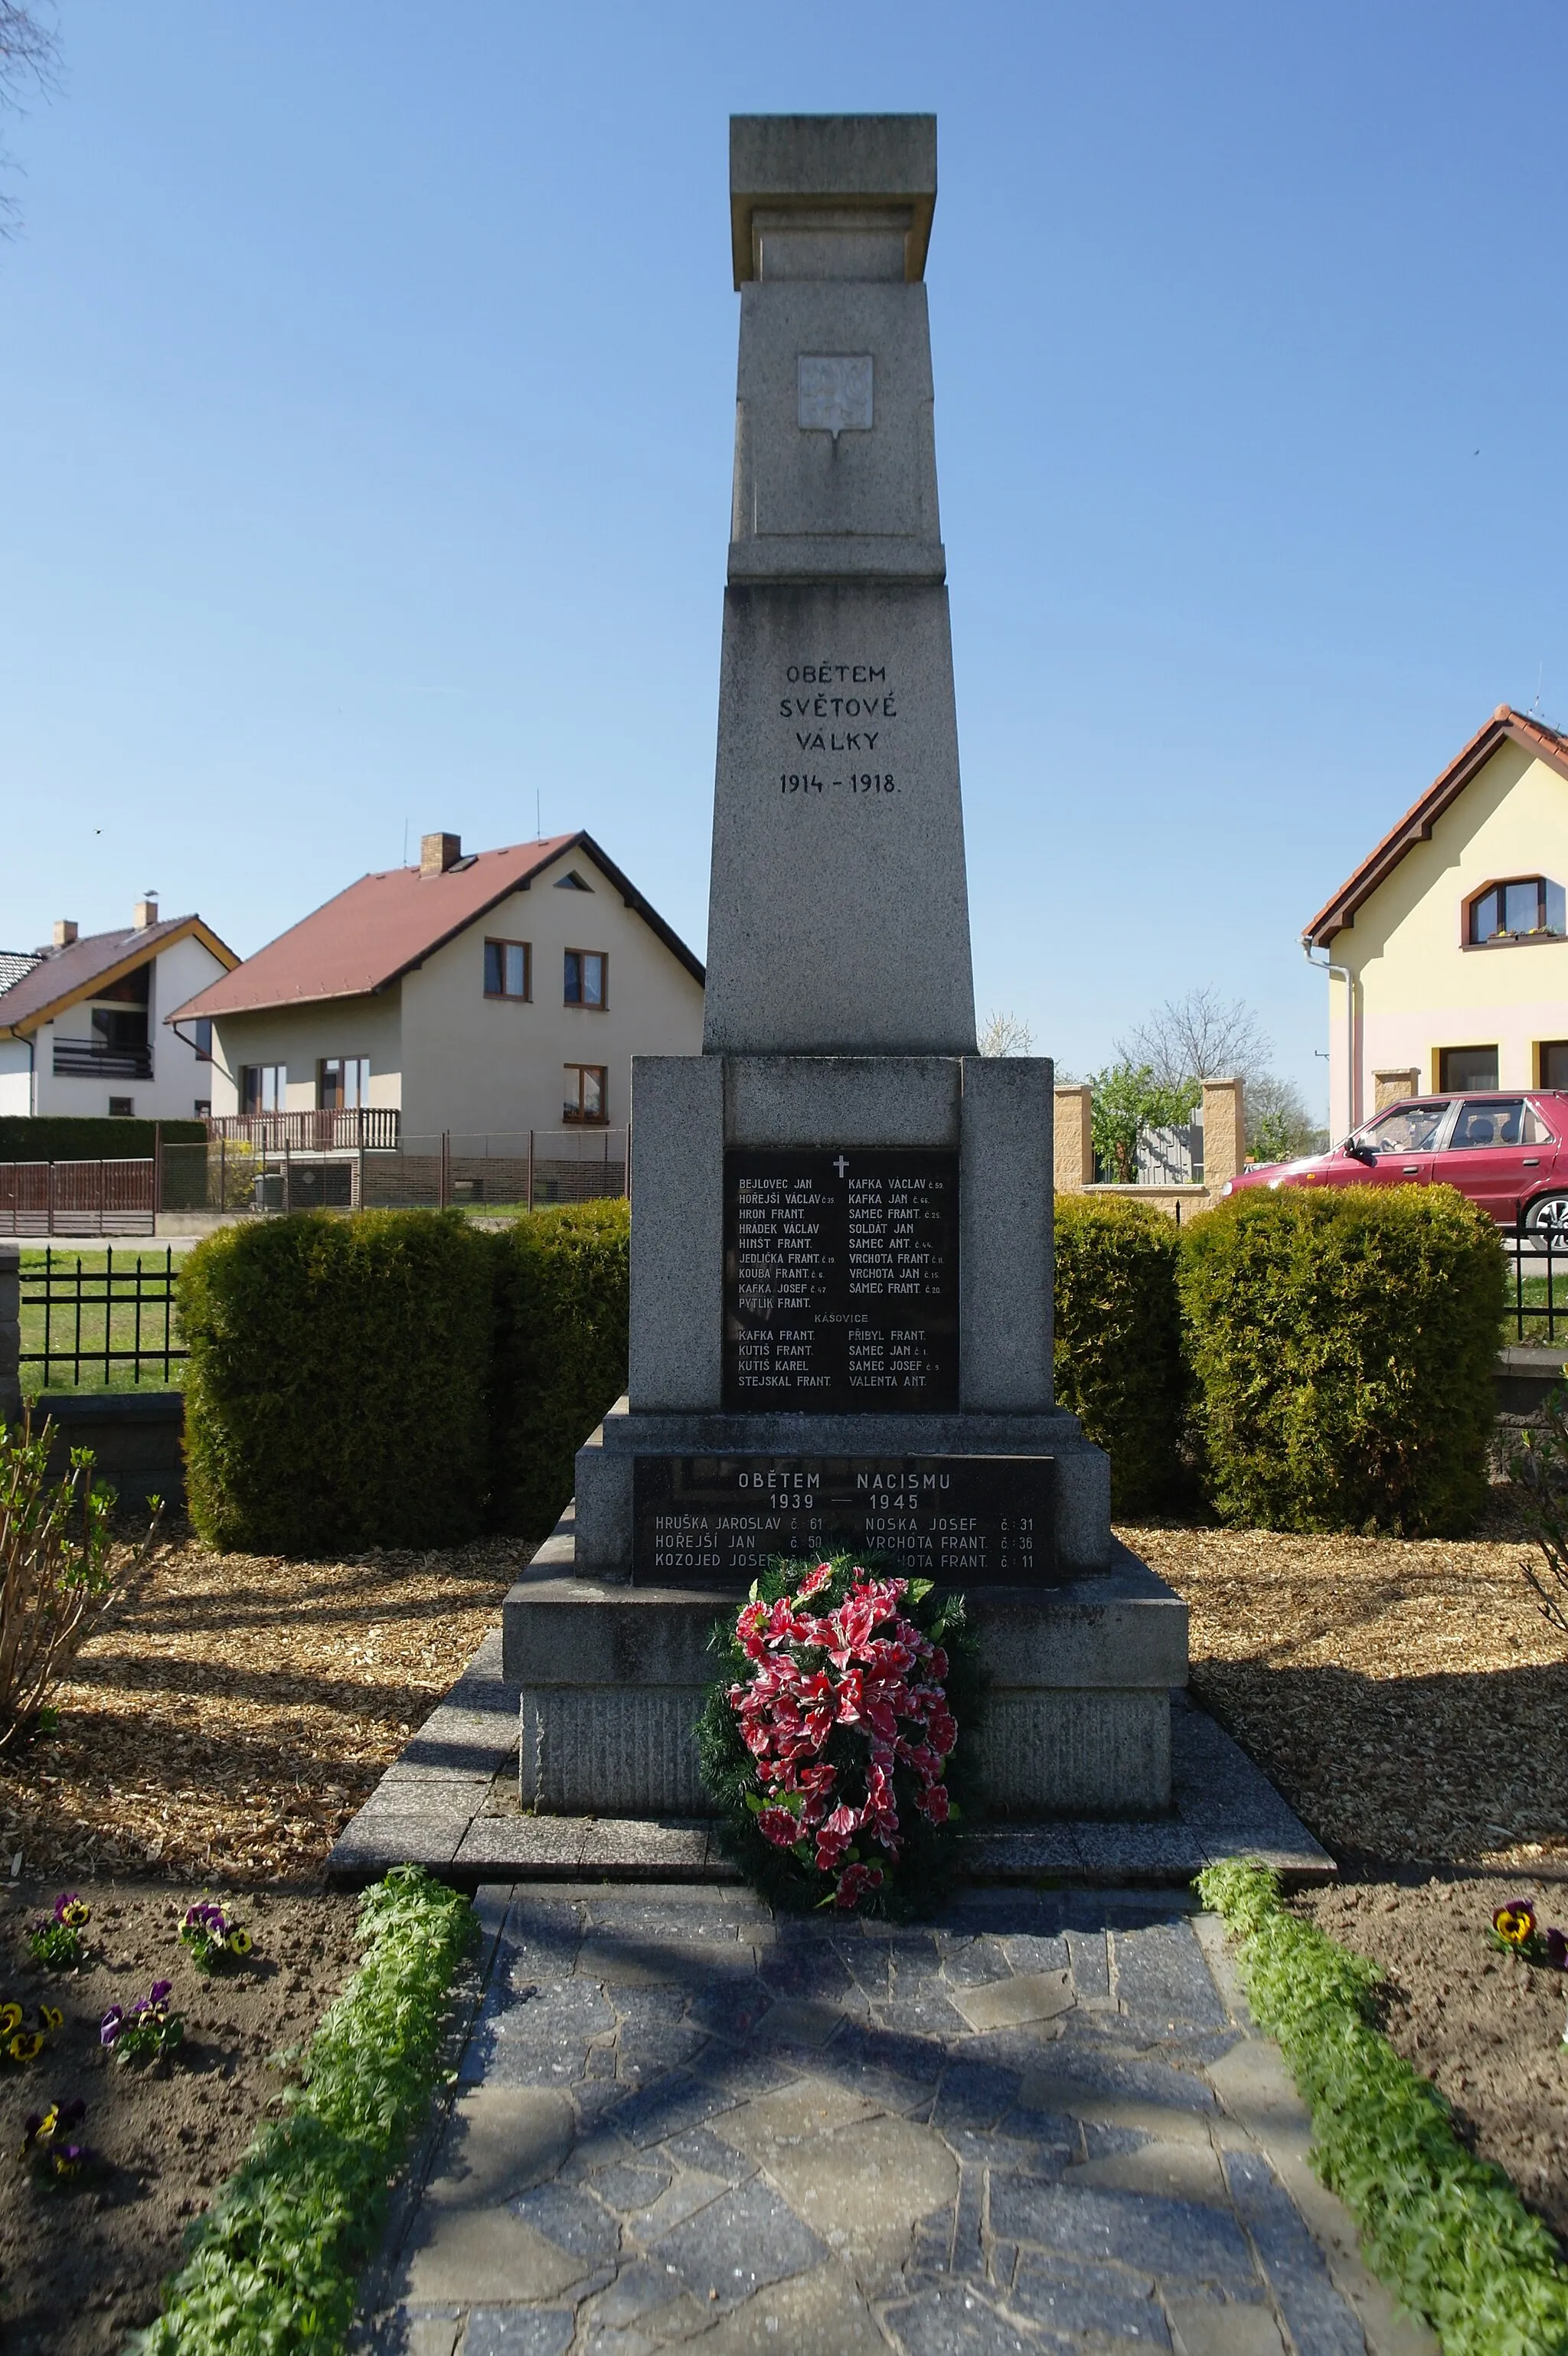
695 1554 982 1920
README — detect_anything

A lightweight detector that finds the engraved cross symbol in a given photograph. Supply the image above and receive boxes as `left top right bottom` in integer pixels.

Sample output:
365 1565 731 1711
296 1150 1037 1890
833 1155 850 1178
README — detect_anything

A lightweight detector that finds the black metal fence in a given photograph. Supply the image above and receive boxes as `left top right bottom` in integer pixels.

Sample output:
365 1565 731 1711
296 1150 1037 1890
20 1247 186 1389
1504 1233 1568 1346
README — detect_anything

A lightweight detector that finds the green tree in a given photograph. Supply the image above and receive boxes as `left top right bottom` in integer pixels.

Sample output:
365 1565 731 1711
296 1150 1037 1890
1089 1060 1198 1182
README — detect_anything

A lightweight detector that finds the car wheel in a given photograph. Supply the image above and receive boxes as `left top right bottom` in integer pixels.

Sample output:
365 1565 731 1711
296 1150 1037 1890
1524 1194 1568 1240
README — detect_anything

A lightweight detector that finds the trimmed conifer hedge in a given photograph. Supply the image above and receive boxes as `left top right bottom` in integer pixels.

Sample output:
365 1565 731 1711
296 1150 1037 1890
0 1116 205 1163
1178 1183 1504 1535
491 1197 630 1537
181 1211 495 1554
1053 1195 1187 1513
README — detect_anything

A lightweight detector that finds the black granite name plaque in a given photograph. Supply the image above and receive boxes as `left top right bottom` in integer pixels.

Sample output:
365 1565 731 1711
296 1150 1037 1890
632 1455 1056 1589
723 1147 959 1411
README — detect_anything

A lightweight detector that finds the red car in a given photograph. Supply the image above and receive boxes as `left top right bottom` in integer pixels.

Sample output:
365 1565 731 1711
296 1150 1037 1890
1223 1090 1568 1234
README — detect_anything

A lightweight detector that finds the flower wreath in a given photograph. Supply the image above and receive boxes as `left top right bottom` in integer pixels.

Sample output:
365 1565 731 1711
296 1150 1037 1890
696 1555 978 1916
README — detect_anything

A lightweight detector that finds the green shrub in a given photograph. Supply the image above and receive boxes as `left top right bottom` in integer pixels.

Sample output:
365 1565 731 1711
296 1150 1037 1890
1199 1861 1568 2355
1179 1184 1504 1534
1053 1195 1187 1513
137 1865 475 2354
181 1211 494 1553
491 1198 630 1536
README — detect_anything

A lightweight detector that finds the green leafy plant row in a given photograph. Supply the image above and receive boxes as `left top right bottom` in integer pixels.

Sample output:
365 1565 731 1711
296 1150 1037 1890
1197 1860 1568 2356
134 1864 475 2356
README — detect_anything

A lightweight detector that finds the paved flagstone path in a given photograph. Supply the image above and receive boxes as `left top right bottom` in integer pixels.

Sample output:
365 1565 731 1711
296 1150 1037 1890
364 1882 1433 2356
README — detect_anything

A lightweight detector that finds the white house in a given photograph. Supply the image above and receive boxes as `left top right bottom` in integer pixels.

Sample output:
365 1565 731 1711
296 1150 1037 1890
169 830 705 1143
0 898 238 1120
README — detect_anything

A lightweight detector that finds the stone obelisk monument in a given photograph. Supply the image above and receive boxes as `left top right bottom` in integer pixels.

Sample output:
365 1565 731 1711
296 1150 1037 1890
503 116 1187 1821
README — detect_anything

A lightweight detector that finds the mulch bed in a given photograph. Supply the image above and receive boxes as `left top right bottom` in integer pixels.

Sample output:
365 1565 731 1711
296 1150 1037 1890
1 1530 526 1884
0 1881 361 2354
1133 1512 1568 2257
1129 1515 1568 1870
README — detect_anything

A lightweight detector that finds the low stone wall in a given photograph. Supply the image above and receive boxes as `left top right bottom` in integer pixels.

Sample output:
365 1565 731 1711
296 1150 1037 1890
41 1390 185 1509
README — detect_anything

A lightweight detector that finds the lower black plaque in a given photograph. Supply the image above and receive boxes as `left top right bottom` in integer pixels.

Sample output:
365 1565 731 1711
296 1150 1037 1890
632 1456 1055 1588
724 1147 960 1410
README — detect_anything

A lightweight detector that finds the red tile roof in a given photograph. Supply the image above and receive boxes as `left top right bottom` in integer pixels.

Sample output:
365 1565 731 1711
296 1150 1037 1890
0 917 238 1035
1303 706 1568 948
168 832 704 1022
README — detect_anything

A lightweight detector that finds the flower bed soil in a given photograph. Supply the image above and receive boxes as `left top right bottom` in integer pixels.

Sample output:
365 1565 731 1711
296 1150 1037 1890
1137 1517 1568 2259
0 1530 524 1884
0 1880 361 2354
1298 1873 1568 2250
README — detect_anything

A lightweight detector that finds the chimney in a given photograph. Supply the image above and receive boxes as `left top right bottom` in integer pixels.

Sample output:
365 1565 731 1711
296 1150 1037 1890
134 894 159 930
420 832 462 877
52 920 78 948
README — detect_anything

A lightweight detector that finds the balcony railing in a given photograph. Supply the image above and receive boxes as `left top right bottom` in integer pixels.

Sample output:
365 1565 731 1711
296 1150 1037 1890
53 1037 153 1080
204 1108 402 1151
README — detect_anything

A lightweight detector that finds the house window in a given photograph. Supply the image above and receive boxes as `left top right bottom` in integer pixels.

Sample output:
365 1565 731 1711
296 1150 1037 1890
92 1006 149 1055
1541 1042 1568 1090
194 1099 211 1118
193 1018 212 1062
242 1064 287 1114
1468 877 1566 943
564 949 606 1008
564 1064 607 1123
1437 1045 1498 1093
319 1056 370 1110
483 939 531 999
109 1096 134 1117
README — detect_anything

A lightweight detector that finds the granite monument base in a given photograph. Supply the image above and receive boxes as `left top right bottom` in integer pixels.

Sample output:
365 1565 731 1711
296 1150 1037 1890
501 1481 1187 1821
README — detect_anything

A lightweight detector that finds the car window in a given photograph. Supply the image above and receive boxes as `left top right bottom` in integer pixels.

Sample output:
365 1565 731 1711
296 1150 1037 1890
1524 1102 1557 1144
1447 1099 1525 1149
1361 1103 1447 1153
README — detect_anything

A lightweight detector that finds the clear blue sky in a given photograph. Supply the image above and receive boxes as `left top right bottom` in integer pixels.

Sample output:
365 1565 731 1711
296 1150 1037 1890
5 2 1566 1114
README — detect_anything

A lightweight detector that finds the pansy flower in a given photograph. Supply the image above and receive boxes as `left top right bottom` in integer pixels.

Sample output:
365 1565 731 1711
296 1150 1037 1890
1494 1903 1537 1946
55 1894 90 1929
8 2029 44 2064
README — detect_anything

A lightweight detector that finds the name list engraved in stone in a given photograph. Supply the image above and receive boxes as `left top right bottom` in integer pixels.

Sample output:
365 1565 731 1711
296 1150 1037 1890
632 1455 1057 1588
724 1147 959 1410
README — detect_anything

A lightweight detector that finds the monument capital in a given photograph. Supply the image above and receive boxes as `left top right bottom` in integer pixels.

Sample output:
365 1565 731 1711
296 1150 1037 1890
729 113 937 289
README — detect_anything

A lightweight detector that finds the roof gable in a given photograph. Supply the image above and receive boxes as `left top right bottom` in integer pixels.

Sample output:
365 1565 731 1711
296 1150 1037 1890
1304 707 1568 948
168 832 705 1024
0 917 239 1037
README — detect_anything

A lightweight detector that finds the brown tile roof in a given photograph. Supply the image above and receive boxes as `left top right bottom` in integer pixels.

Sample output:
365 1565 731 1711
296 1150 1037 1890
0 917 239 1036
167 832 704 1023
1303 706 1568 948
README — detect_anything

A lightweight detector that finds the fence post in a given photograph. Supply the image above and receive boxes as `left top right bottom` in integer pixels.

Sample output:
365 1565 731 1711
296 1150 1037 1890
439 1131 451 1210
1200 1077 1246 1201
1052 1084 1094 1193
47 1158 56 1239
0 1239 19 1426
152 1120 162 1233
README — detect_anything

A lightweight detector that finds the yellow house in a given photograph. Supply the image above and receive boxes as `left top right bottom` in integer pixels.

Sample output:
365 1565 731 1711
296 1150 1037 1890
1304 705 1568 1137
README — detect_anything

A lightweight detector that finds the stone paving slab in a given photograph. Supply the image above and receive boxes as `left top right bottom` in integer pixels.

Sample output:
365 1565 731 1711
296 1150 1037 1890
357 1882 1435 2356
326 1645 1332 1890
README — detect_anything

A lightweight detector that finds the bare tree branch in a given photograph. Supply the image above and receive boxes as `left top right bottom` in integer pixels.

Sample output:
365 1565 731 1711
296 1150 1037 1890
1117 985 1273 1094
0 2 60 239
978 1010 1034 1057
